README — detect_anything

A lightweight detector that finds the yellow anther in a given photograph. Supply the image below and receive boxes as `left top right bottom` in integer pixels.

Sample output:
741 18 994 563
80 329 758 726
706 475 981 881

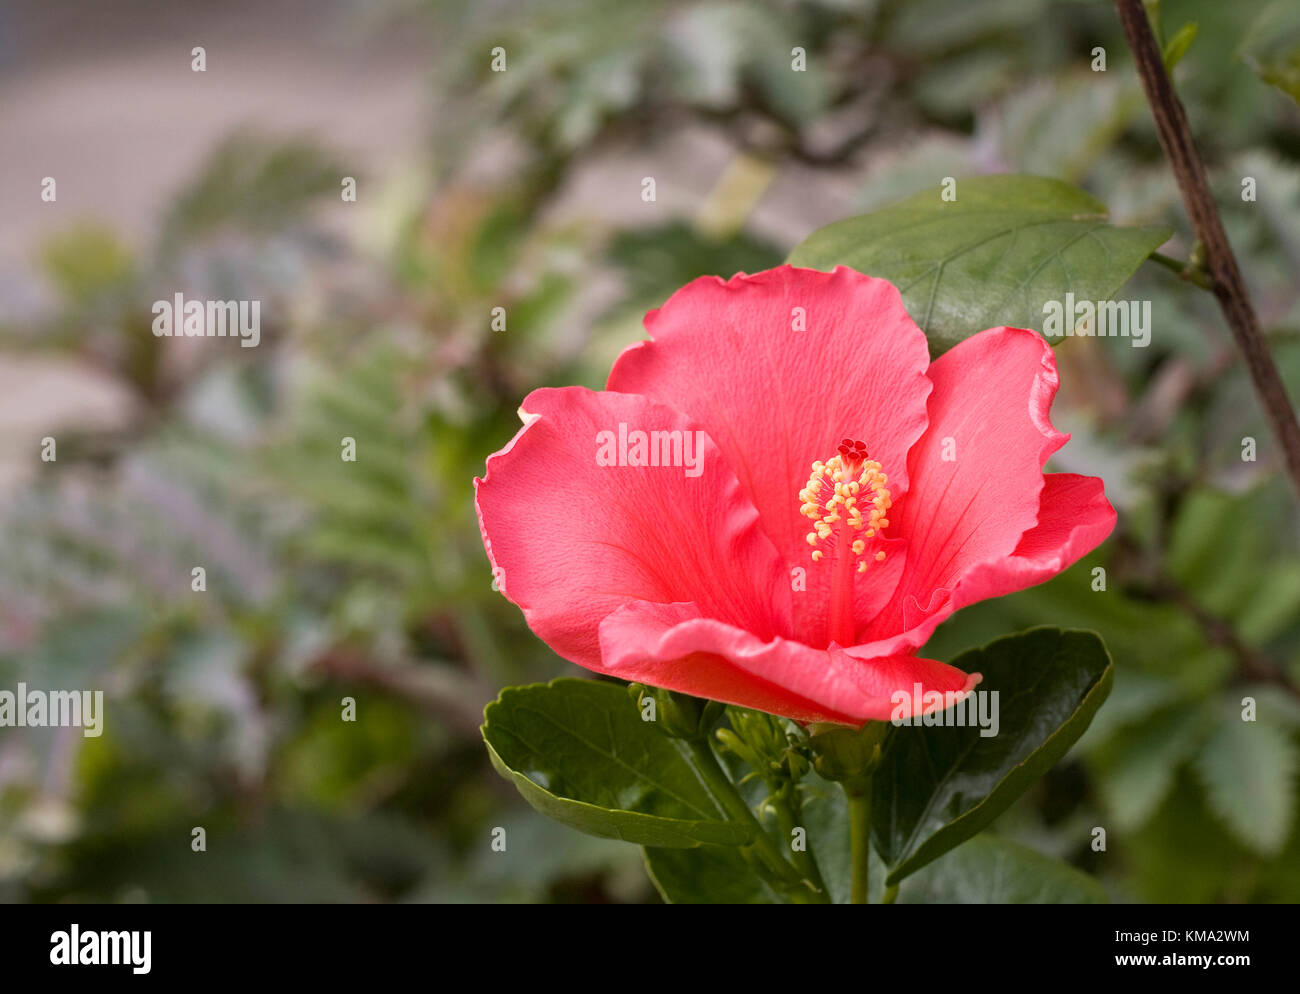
797 447 892 571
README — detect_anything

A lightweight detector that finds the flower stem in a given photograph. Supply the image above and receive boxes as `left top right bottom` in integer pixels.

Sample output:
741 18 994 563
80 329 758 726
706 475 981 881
685 737 828 903
847 782 872 904
772 782 830 898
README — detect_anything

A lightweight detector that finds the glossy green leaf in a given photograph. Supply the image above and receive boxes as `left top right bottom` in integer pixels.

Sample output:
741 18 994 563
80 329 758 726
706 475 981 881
873 627 1114 885
787 175 1171 354
482 678 753 848
897 834 1108 904
642 845 779 904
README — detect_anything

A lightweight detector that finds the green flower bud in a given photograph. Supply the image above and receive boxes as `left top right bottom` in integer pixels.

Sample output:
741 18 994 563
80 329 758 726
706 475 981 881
628 684 722 739
809 720 892 793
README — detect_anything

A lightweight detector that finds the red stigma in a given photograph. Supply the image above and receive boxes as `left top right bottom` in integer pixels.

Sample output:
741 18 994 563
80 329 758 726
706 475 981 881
837 438 869 465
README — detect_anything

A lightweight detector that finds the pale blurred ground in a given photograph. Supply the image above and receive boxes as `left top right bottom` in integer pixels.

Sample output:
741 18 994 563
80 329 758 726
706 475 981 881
0 0 435 491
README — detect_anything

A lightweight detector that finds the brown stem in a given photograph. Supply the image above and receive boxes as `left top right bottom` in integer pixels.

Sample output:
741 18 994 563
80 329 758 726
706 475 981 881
1114 0 1300 502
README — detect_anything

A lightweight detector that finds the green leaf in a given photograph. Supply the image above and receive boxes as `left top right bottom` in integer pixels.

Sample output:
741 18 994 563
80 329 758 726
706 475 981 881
1091 703 1212 831
996 75 1143 185
482 678 754 848
40 224 137 306
1163 22 1199 71
1125 770 1300 902
159 131 348 248
1238 2 1300 106
787 175 1172 354
604 222 783 315
642 846 779 904
897 834 1107 904
1194 710 1298 857
1166 488 1271 620
872 627 1114 885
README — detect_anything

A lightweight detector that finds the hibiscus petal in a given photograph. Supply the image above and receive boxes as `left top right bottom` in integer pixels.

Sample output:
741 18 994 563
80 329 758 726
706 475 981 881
475 386 790 669
867 326 1068 640
864 472 1116 657
607 265 933 645
597 600 980 726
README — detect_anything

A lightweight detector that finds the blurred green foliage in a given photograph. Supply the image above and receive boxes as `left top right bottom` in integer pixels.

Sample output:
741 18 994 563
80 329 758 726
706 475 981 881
2 0 1299 902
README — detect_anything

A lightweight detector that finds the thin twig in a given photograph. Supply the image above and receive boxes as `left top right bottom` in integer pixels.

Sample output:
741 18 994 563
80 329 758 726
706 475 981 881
1115 0 1300 502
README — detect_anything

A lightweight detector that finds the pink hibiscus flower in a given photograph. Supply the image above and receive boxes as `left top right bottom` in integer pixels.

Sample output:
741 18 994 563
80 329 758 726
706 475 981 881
475 265 1115 725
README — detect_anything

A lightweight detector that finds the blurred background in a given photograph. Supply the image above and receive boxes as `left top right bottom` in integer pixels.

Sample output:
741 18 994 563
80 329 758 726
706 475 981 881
1 0 1298 903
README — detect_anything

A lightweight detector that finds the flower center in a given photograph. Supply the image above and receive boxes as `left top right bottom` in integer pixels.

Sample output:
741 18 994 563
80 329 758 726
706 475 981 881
798 438 892 647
